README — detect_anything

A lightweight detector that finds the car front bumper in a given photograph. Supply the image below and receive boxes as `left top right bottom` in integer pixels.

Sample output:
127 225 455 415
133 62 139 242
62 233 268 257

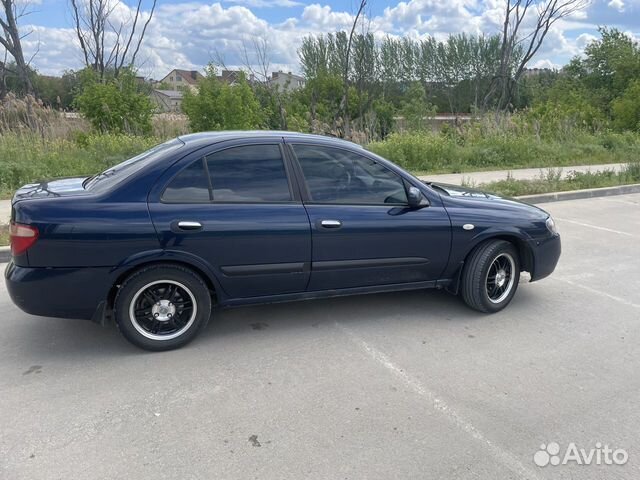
5 262 113 321
529 234 561 282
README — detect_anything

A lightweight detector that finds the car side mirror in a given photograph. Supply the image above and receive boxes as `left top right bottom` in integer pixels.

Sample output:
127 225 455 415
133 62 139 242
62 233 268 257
407 186 430 209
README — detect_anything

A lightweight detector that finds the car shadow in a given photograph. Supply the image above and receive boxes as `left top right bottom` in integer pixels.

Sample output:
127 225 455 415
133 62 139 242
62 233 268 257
6 277 542 359
203 288 477 340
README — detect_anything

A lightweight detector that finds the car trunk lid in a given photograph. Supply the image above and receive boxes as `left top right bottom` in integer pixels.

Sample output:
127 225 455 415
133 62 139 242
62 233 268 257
12 177 90 204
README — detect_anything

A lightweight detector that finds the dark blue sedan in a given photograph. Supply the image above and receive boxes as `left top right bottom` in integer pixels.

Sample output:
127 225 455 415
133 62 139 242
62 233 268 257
5 132 561 350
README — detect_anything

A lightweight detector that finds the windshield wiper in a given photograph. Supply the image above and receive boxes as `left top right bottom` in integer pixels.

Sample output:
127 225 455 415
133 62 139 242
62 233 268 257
83 169 117 189
424 181 450 196
82 173 98 188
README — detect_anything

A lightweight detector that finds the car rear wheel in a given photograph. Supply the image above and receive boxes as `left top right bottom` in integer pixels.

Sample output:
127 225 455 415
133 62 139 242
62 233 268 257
461 240 520 313
114 264 211 351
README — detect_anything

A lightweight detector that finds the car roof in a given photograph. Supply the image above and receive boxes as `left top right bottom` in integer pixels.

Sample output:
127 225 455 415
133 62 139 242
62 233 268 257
177 131 364 150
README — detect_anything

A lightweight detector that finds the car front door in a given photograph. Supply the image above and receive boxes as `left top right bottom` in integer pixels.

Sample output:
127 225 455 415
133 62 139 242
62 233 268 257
286 142 451 291
148 140 311 299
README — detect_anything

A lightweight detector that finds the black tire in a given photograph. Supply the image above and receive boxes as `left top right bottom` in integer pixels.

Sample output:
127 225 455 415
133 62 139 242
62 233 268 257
460 240 520 313
114 264 212 351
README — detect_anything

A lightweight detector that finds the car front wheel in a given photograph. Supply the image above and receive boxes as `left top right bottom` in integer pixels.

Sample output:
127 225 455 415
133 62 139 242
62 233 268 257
461 240 520 313
114 264 212 351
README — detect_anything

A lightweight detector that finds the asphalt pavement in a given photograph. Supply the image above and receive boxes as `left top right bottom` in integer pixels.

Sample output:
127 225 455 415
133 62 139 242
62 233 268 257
1 193 639 480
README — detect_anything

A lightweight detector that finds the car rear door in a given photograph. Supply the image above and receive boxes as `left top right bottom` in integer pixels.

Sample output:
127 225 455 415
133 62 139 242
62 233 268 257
286 141 451 291
148 138 311 299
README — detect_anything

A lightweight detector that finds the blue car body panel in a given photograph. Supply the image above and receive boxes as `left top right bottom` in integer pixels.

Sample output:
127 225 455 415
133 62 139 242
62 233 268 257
301 203 452 290
5 131 561 322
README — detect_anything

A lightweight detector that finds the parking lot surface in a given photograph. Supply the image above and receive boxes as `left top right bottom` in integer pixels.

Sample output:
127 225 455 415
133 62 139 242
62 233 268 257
1 193 639 480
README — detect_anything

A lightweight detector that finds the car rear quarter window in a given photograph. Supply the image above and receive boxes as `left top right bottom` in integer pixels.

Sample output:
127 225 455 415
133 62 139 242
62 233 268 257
205 145 291 202
162 159 211 203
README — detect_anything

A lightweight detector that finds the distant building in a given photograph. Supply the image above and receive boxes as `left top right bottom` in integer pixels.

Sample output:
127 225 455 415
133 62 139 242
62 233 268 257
269 71 305 91
157 69 204 92
522 67 554 78
216 69 256 85
151 89 184 112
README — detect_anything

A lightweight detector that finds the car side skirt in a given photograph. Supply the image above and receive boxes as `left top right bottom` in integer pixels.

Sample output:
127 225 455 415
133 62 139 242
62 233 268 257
219 279 452 308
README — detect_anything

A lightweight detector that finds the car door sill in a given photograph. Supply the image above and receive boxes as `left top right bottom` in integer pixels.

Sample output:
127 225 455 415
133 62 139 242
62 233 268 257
219 279 452 308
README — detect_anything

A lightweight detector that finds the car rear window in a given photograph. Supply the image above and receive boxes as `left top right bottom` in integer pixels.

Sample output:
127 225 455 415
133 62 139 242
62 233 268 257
206 145 291 202
85 139 183 191
161 144 292 203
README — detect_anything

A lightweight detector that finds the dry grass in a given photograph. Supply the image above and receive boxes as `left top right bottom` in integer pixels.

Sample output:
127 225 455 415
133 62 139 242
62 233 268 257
0 224 8 247
0 93 90 139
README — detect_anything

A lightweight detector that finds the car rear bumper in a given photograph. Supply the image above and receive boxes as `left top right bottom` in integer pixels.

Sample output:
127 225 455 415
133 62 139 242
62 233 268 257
5 262 113 321
529 234 561 282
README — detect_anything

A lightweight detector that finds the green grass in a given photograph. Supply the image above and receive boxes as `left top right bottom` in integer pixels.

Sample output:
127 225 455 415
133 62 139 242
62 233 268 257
476 162 640 197
368 131 640 174
1 127 640 201
0 133 160 198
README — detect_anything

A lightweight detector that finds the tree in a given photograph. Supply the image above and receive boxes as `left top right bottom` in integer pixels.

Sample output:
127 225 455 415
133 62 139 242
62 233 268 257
485 0 589 112
339 0 367 139
240 37 289 130
74 68 153 134
181 65 262 131
581 28 640 112
70 0 157 79
33 71 81 109
612 80 640 132
0 0 33 96
351 33 376 128
298 35 342 133
399 82 435 132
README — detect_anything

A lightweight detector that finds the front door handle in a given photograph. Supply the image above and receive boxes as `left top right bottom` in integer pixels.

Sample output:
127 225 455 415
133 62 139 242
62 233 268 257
320 220 342 229
177 221 202 231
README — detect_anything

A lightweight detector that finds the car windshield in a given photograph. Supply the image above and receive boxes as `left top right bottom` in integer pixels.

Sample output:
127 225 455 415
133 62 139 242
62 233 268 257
84 138 184 190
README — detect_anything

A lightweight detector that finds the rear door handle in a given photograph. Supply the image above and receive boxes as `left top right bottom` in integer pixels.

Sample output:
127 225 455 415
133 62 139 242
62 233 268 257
320 220 342 229
177 221 202 231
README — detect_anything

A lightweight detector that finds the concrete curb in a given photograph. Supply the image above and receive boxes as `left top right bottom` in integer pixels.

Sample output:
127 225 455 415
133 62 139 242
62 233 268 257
0 246 9 263
516 183 640 204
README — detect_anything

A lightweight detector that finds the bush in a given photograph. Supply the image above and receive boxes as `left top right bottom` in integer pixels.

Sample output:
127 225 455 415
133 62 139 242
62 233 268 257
182 65 263 131
612 80 640 132
74 69 153 135
368 113 640 174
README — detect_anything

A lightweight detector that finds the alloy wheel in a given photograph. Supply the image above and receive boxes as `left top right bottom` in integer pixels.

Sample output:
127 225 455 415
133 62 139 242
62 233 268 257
485 252 516 304
129 280 197 341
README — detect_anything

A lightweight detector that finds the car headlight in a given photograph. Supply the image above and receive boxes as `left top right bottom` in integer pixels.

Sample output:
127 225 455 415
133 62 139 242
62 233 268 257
546 216 559 235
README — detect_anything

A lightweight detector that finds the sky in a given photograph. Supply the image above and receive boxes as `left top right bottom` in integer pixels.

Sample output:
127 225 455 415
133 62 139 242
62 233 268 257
11 0 640 79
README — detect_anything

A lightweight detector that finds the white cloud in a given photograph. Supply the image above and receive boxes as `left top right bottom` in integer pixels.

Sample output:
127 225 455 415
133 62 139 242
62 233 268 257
530 58 561 69
301 4 355 30
225 0 302 7
2 0 616 78
608 0 625 12
575 32 597 50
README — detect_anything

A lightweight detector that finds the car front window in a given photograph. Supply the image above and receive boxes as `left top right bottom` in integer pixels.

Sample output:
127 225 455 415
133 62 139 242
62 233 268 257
292 144 408 205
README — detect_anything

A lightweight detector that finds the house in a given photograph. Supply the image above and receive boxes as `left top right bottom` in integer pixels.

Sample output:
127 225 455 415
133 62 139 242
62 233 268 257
269 71 305 91
151 89 184 112
158 69 204 92
216 69 256 85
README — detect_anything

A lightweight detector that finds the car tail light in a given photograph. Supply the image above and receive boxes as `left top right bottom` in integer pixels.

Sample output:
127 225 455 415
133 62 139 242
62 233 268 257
10 222 39 256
